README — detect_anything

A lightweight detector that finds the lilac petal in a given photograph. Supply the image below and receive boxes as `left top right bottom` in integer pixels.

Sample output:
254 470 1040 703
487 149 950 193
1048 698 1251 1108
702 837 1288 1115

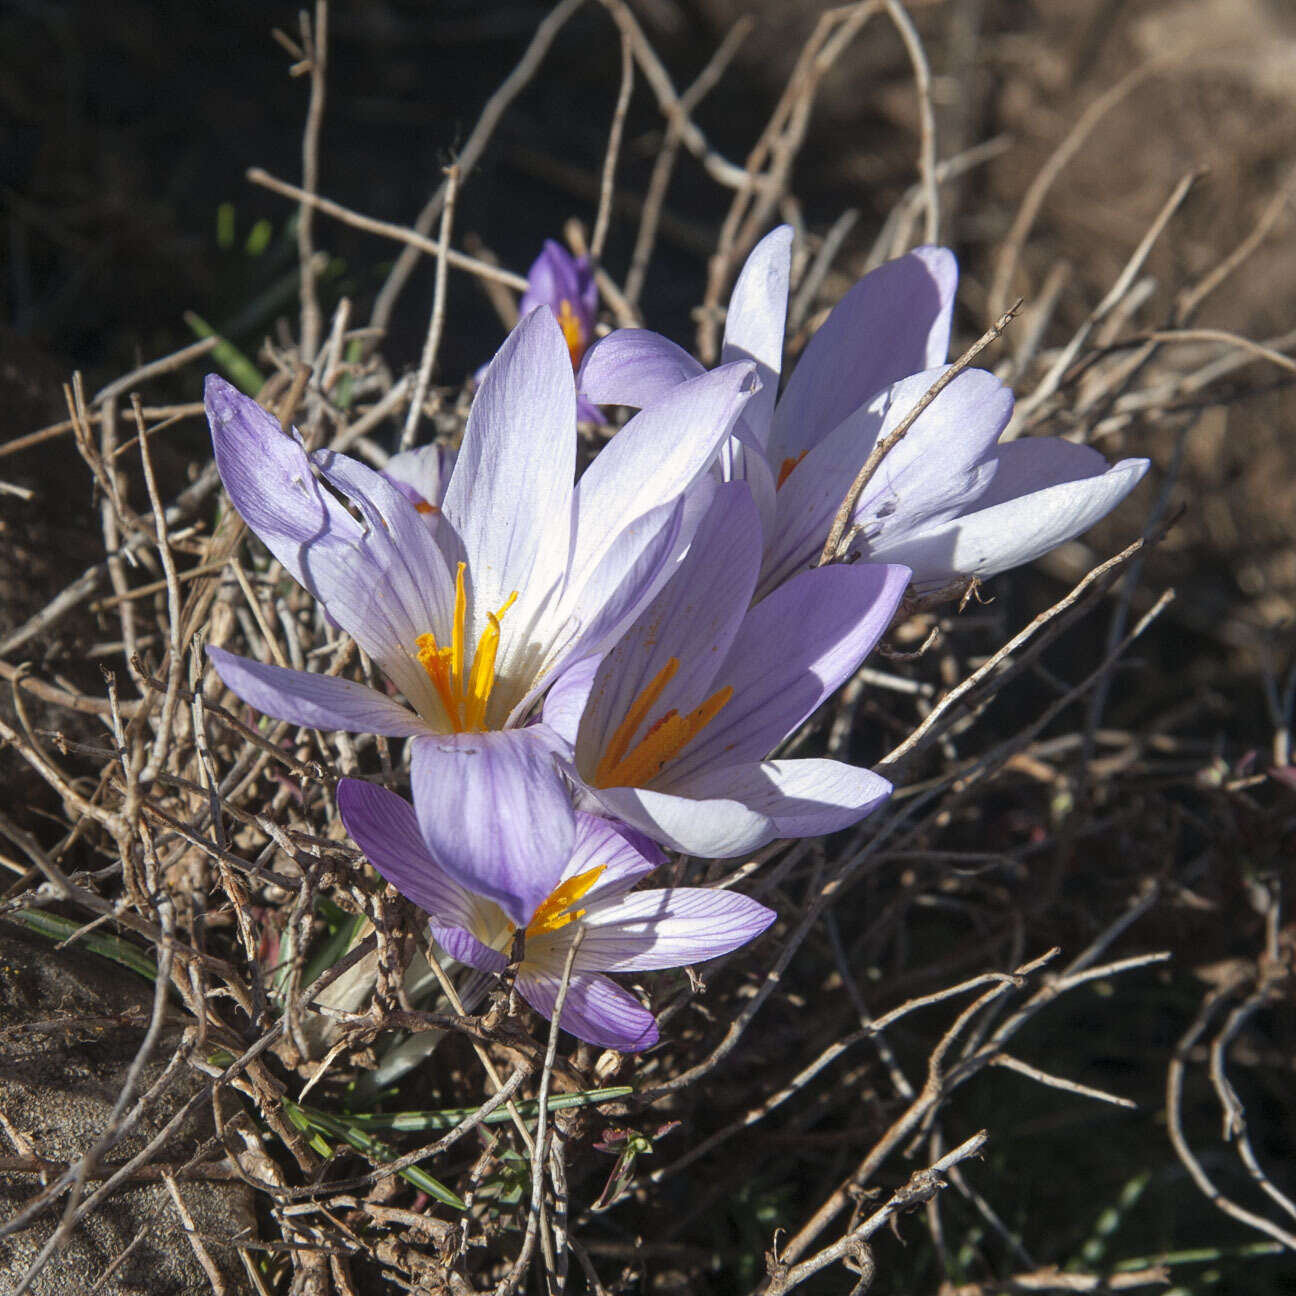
410 727 576 928
574 482 761 776
208 646 428 737
536 495 688 699
205 378 451 716
542 655 602 746
578 329 705 410
666 561 910 780
678 759 892 839
521 240 596 327
515 968 659 1051
430 923 509 975
576 392 605 425
205 376 354 588
886 452 1151 585
579 887 775 971
512 491 696 725
336 779 480 928
760 366 1010 596
589 783 775 858
441 308 576 623
721 225 793 449
769 246 958 465
383 443 455 514
566 362 756 594
311 445 457 624
564 812 663 902
973 436 1137 509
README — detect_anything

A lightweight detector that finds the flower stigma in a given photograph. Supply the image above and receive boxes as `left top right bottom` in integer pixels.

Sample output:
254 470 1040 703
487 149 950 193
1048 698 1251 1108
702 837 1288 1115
557 299 587 369
593 656 733 789
525 865 606 937
416 562 519 732
776 450 808 489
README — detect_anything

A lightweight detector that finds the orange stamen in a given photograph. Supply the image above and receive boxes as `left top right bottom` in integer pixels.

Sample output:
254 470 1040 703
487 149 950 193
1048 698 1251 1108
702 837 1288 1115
593 677 733 790
776 450 808 489
557 299 586 369
414 500 439 516
415 568 518 732
526 865 606 937
593 658 680 785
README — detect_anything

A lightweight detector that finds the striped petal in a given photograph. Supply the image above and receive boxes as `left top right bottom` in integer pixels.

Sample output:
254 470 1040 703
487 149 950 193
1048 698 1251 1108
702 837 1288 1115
578 887 775 971
208 647 428 737
515 967 658 1051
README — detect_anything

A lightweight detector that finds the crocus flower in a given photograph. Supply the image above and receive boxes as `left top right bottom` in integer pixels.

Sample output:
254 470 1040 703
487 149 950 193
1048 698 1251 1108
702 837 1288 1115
543 483 909 857
337 778 776 1051
521 239 601 423
204 308 758 919
580 226 1150 603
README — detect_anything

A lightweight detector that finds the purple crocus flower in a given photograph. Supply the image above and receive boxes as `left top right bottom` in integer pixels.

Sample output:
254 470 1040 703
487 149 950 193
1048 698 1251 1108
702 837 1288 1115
543 483 909 857
580 226 1150 602
204 308 758 920
521 239 601 423
338 779 776 1051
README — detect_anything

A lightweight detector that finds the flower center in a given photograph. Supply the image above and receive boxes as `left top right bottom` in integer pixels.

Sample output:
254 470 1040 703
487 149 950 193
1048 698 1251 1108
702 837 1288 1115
592 656 733 789
776 450 808 489
416 563 518 732
557 299 587 369
525 865 606 937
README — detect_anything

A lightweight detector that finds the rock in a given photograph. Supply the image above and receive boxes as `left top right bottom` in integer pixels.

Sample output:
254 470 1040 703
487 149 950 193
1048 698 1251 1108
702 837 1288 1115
0 924 257 1294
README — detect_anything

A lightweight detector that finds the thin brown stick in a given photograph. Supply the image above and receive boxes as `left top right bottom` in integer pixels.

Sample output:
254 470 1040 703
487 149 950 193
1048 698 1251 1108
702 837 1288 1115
296 1 329 364
590 31 634 262
400 166 460 451
247 168 529 291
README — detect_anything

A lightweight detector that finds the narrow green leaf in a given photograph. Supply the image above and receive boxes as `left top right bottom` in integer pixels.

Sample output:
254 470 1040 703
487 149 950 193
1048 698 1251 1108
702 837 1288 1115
349 1086 635 1132
183 311 264 395
4 911 157 982
288 1101 467 1211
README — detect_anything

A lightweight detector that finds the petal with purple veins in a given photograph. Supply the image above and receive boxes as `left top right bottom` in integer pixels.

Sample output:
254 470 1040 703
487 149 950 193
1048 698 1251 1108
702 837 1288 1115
573 482 761 777
666 561 910 780
578 887 776 971
769 245 958 465
430 923 510 974
440 309 577 629
515 967 659 1051
578 328 705 410
675 759 892 840
410 727 576 928
336 778 483 928
208 647 429 737
721 225 793 449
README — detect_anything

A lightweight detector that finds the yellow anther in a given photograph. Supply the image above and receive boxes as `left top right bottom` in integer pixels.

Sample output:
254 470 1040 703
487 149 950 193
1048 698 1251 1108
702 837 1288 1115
451 562 467 695
593 656 733 789
416 570 519 732
526 865 606 937
594 658 680 785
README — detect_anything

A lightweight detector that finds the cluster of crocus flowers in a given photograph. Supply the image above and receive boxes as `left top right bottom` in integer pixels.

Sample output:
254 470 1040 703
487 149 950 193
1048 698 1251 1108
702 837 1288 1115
205 232 1149 1052
580 225 1150 603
